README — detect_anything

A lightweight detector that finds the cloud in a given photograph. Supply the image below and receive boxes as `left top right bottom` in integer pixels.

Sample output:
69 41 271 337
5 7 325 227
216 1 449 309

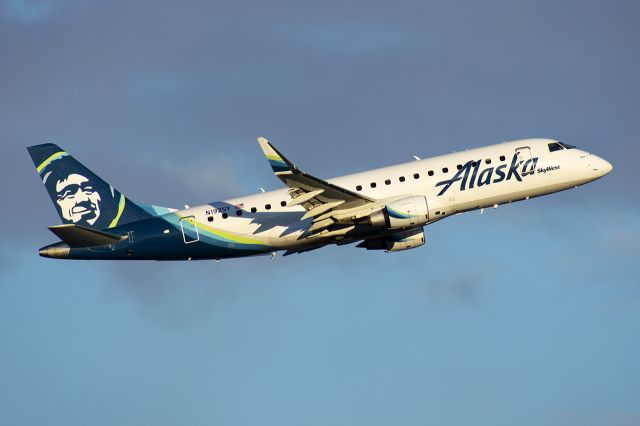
2 0 54 23
282 20 419 54
411 269 490 307
126 71 191 103
0 246 16 284
557 410 640 426
103 256 276 328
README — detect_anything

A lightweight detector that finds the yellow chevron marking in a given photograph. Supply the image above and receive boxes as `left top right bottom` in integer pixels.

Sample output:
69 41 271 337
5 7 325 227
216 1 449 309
108 194 126 228
36 151 66 173
177 213 266 245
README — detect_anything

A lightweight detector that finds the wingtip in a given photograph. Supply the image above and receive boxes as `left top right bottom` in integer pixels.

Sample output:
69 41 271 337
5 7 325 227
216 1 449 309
256 137 293 172
257 137 273 153
257 136 278 157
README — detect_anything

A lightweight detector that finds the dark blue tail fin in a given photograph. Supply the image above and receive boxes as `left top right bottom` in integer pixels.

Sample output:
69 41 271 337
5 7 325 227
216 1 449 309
27 143 152 230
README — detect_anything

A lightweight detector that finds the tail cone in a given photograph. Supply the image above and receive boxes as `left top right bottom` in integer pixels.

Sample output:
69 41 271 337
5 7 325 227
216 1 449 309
39 244 70 259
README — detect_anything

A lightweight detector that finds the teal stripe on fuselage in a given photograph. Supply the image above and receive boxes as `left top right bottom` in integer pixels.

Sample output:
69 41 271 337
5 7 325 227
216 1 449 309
159 213 273 252
64 214 273 260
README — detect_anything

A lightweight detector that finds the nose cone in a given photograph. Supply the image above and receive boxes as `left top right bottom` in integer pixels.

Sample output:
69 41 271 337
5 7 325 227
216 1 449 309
595 156 613 176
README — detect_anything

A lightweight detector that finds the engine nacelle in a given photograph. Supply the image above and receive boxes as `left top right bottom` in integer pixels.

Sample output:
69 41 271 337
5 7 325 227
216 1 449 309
369 195 429 229
357 227 426 252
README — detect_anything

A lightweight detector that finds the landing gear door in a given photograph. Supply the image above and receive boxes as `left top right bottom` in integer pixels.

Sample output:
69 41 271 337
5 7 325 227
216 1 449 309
180 216 199 244
515 146 532 164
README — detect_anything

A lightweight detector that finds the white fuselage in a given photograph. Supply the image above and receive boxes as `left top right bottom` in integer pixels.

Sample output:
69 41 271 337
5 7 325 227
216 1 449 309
177 138 611 250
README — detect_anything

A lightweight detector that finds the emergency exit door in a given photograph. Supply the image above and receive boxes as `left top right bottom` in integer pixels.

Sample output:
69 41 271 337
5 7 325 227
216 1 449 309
180 216 199 244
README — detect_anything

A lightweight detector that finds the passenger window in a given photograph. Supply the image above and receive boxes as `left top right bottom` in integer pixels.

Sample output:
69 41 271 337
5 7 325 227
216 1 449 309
428 170 434 176
251 207 257 213
500 155 506 161
222 213 228 219
236 210 242 216
281 201 287 207
385 179 391 185
442 167 448 173
356 185 362 191
370 182 377 188
413 173 420 179
471 161 477 167
485 158 491 164
399 176 405 182
456 164 462 170
207 216 213 222
265 204 271 210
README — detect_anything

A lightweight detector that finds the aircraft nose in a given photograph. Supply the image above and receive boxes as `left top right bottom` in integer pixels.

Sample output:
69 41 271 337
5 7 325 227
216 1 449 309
585 154 612 176
596 156 613 175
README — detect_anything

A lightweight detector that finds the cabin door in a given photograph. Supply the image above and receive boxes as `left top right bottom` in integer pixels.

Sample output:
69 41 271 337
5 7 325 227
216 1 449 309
180 216 199 244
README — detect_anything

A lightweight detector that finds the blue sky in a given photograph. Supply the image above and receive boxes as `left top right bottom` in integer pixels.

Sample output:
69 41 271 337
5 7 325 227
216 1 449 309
1 0 639 425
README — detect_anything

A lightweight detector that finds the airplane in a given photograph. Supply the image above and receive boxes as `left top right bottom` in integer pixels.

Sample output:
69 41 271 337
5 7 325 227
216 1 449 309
28 137 612 261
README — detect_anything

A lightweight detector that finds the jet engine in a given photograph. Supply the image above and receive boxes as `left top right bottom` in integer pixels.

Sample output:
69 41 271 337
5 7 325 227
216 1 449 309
369 195 429 229
356 227 425 252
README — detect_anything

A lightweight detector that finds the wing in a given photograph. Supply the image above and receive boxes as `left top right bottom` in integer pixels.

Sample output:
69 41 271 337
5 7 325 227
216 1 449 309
257 137 394 238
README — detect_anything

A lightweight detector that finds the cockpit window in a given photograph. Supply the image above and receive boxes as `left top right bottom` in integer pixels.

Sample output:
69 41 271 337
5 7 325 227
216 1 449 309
558 142 576 149
548 142 564 152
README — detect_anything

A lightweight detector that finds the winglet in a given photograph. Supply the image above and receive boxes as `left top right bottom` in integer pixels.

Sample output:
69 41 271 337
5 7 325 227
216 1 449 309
257 137 295 174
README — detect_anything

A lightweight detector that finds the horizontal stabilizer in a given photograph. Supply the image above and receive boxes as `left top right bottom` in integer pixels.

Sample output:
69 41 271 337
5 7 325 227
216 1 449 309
48 224 126 248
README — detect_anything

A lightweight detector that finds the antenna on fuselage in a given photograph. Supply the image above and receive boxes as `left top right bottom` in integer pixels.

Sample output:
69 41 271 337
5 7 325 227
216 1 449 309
259 187 265 193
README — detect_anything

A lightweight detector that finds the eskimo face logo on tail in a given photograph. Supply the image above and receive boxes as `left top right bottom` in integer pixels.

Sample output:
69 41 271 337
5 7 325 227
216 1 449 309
435 154 538 196
54 173 102 225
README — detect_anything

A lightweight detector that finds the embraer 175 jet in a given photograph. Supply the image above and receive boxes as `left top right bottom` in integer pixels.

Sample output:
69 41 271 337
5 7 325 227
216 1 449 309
28 138 611 260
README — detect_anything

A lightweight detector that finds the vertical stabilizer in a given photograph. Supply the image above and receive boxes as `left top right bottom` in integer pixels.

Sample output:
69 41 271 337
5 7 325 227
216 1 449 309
27 143 152 230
